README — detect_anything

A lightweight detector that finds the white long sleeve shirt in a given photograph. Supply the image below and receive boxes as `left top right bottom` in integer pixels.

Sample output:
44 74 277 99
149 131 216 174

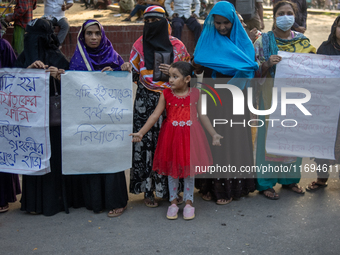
165 0 200 19
43 0 73 21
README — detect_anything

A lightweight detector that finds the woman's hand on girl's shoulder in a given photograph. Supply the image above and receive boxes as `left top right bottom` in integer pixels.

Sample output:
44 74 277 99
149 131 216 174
129 132 143 143
121 62 133 72
101 66 113 72
27 60 48 70
212 133 223 146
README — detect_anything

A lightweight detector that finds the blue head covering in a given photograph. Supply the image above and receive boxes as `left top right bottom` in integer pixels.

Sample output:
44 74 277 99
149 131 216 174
193 1 258 89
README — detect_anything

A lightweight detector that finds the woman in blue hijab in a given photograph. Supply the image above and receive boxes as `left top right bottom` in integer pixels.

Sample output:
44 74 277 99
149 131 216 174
193 1 258 205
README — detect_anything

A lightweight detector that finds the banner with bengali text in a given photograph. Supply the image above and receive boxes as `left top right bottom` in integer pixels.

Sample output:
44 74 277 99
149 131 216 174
0 68 51 175
266 51 340 159
61 71 133 175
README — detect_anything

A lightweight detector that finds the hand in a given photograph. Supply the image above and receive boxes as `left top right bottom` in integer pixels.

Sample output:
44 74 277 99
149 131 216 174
212 133 223 146
260 20 265 30
159 63 170 76
248 28 257 43
27 60 48 69
56 69 65 81
101 66 113 72
62 3 73 11
46 66 59 79
172 13 179 19
296 26 306 33
129 133 143 142
191 13 198 19
121 62 133 72
267 55 282 68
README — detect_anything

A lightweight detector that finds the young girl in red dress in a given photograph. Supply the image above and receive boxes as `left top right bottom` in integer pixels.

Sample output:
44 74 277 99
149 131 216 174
130 61 223 220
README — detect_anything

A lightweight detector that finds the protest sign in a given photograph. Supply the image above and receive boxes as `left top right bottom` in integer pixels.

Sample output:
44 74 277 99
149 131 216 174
266 51 340 159
0 68 51 175
61 71 133 175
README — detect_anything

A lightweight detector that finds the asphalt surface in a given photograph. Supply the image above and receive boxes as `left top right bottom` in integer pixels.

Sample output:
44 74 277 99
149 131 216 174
2 6 340 255
1 158 340 255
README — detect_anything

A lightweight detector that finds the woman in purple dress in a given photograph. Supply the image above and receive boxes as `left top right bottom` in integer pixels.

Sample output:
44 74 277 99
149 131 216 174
0 23 21 213
69 19 132 217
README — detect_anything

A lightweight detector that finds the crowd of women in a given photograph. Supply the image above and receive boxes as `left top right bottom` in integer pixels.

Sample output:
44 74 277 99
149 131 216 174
0 1 339 220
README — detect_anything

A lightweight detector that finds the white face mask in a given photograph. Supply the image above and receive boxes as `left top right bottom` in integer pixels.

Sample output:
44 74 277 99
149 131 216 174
276 15 295 31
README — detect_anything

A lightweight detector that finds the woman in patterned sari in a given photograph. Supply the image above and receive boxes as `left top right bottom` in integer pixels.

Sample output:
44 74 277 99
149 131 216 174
129 6 190 207
253 0 316 199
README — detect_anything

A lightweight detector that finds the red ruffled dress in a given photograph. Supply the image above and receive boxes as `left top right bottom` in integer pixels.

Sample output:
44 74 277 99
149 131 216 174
152 88 213 179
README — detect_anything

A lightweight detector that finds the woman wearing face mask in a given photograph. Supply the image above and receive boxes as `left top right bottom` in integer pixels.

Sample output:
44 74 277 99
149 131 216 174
129 6 190 207
193 1 258 205
253 1 316 200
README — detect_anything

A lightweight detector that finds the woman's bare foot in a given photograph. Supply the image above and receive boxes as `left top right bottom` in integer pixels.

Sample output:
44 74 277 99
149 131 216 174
216 198 232 205
202 192 212 201
306 178 328 191
107 206 127 217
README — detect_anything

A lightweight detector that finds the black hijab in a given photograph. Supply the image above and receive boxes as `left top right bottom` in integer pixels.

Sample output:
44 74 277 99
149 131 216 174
15 18 69 69
143 17 173 70
317 15 340 55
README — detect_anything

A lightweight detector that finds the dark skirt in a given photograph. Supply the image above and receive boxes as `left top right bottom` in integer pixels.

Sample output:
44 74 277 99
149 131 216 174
0 173 21 206
20 125 129 215
195 69 256 200
20 126 67 216
68 172 129 213
129 82 170 199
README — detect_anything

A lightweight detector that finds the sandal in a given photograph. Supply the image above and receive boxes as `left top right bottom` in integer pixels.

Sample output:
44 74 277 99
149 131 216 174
0 204 9 213
306 181 328 192
202 192 212 201
166 204 179 220
183 204 195 220
216 198 232 205
144 197 158 208
107 206 127 217
282 183 305 194
261 188 280 200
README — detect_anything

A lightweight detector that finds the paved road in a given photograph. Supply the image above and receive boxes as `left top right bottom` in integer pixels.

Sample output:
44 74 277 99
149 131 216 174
1 162 340 255
2 7 340 255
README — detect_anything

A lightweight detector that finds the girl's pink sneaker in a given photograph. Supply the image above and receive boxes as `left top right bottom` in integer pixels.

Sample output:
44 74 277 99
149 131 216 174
183 204 195 220
166 204 179 220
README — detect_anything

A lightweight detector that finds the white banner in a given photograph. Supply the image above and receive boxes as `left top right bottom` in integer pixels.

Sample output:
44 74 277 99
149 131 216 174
0 68 51 175
61 71 133 175
266 51 340 159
